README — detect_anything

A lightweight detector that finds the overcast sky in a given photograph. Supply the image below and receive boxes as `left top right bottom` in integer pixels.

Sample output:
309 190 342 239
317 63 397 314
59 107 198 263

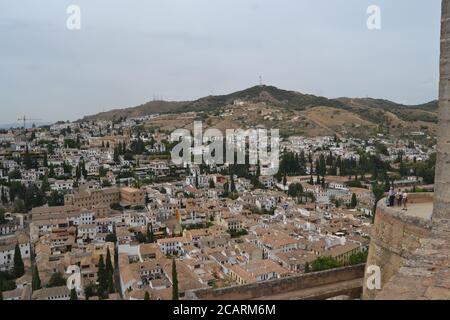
0 0 441 123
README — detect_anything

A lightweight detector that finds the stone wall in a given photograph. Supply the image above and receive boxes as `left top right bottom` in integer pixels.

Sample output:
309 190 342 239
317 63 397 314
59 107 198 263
367 2 450 300
434 0 450 234
362 193 433 299
188 264 365 300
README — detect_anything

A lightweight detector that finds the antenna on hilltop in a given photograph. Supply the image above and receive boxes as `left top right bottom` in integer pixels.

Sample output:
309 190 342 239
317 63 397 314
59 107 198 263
259 76 263 86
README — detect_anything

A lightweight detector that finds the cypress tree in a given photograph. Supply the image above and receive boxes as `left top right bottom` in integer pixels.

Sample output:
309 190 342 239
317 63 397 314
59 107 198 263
49 165 55 178
351 193 358 209
24 145 33 169
229 170 236 193
70 288 78 300
32 265 41 291
76 166 81 181
105 248 115 293
81 160 87 179
0 207 5 224
13 243 25 279
172 259 179 300
1 186 6 204
223 182 229 197
43 152 48 167
113 147 119 163
147 224 155 243
97 254 107 298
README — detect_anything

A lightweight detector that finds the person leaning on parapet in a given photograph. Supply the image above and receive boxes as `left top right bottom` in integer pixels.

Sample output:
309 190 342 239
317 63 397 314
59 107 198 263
388 187 395 207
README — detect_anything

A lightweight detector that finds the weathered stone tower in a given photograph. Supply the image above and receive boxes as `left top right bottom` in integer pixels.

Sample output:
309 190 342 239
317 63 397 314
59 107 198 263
363 0 450 300
433 0 450 233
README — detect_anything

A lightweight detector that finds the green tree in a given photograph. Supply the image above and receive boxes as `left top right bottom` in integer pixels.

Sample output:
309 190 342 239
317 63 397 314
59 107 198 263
47 272 66 287
13 244 25 279
172 259 179 300
105 248 115 294
105 233 117 243
350 193 358 209
80 160 87 179
0 208 6 224
48 191 64 207
43 152 48 167
0 271 16 292
32 265 41 291
64 138 80 149
23 145 33 169
8 169 22 180
97 255 108 299
288 183 303 198
48 165 55 178
349 251 368 265
84 282 96 300
147 224 155 243
110 203 123 211
371 183 386 223
222 182 229 198
1 186 7 204
13 198 26 213
229 170 236 193
70 288 78 300
144 291 150 300
41 175 50 193
304 262 311 273
311 256 342 272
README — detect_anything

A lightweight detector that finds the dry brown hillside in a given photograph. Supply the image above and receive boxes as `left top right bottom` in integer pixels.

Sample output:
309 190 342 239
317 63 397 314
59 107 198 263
80 85 437 138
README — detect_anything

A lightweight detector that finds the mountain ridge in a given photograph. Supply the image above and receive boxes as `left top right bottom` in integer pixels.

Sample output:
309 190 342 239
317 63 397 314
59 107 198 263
80 86 438 136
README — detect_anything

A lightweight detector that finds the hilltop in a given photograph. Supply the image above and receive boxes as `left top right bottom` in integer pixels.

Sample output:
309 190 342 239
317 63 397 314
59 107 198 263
80 85 438 138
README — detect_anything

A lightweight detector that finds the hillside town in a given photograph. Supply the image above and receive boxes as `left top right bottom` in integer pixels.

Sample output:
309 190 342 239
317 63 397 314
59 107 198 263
0 114 436 300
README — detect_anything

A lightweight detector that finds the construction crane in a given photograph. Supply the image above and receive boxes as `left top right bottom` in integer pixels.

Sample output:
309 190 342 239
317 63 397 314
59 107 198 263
17 115 42 130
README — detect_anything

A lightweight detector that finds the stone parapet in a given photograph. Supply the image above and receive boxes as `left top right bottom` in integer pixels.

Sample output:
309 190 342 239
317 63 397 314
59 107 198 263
188 264 365 300
362 193 433 299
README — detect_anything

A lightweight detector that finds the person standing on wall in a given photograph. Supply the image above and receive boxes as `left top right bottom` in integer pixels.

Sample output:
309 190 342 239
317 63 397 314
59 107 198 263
388 187 395 207
397 189 403 207
402 191 408 211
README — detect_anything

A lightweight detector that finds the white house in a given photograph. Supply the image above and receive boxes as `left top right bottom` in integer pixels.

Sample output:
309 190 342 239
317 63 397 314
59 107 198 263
0 241 31 271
